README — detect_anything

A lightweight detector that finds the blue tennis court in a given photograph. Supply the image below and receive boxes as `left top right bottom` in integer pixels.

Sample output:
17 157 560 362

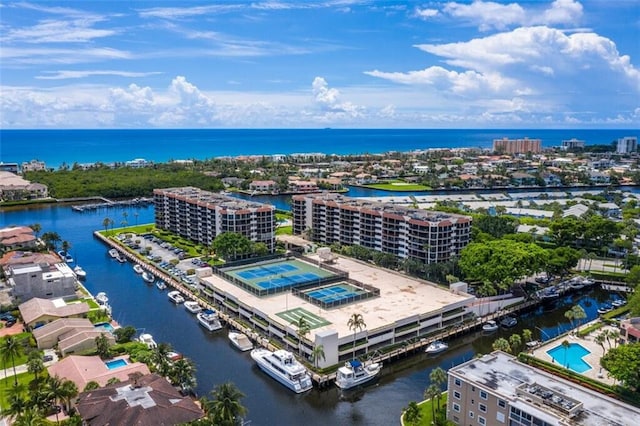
256 272 322 290
237 263 298 279
304 283 367 304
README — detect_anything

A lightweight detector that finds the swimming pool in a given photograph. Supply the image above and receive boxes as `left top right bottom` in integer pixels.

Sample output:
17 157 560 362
94 322 115 333
546 342 592 373
105 359 128 370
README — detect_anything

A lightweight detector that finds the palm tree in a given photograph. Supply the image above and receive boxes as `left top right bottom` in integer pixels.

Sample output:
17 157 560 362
564 308 575 330
347 313 366 360
29 223 42 239
5 382 28 418
27 351 45 383
571 305 587 332
509 334 522 354
46 375 66 425
423 384 440 423
429 367 447 413
310 344 325 369
170 358 197 394
102 217 111 234
595 331 607 356
562 339 571 368
1 336 24 386
153 342 173 377
202 382 248 426
12 407 48 426
296 316 310 357
60 379 78 413
61 240 71 256
403 401 422 426
492 337 511 354
522 329 533 346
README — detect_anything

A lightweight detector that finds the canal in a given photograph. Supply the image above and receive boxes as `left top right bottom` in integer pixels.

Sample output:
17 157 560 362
0 204 614 426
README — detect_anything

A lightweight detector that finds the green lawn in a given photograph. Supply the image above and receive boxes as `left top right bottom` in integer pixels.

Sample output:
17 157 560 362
402 393 448 426
0 370 48 411
363 181 430 191
276 225 292 235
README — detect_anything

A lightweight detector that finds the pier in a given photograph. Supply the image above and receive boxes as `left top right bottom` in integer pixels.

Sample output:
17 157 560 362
68 197 153 212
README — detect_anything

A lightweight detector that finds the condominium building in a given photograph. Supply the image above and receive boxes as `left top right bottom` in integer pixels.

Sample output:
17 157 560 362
447 351 640 426
616 136 638 154
153 187 276 252
291 193 471 263
493 137 542 154
560 138 585 150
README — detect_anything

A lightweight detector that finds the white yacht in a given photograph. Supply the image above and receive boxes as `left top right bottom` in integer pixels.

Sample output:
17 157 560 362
108 248 119 259
95 292 109 305
142 271 155 283
228 331 253 352
335 359 382 390
168 290 185 304
482 320 499 332
138 333 157 349
425 340 448 354
156 280 167 291
184 301 202 314
251 348 313 393
116 254 127 263
58 250 74 264
197 309 223 331
73 265 87 280
133 264 144 274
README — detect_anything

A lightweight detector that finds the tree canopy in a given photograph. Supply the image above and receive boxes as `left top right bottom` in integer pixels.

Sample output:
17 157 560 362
600 343 640 389
212 232 254 260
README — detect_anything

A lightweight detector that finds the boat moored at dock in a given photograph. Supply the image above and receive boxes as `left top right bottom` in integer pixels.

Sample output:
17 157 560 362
197 309 223 331
133 264 144 274
228 331 253 351
95 292 109 305
108 248 119 259
482 320 498 332
251 348 313 393
142 271 155 283
184 301 202 314
138 333 157 349
335 359 381 390
425 340 448 354
73 265 87 280
168 290 185 304
156 280 167 291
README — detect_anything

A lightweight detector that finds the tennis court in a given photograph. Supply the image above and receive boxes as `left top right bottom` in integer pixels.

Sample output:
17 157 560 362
296 282 379 308
223 258 336 295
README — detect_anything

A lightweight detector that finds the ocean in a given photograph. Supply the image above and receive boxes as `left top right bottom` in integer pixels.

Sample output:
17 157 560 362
1 128 637 169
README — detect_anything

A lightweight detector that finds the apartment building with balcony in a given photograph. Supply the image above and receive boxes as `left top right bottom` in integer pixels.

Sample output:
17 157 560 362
291 193 471 263
447 351 640 426
493 137 542 154
153 187 276 252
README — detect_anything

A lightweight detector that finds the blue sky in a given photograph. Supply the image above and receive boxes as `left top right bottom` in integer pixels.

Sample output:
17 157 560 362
1 1 638 129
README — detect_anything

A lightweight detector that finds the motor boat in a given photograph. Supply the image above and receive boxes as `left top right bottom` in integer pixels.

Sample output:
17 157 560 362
597 304 613 314
425 340 448 354
184 301 202 314
612 299 626 308
133 264 144 274
138 333 157 349
116 254 127 263
108 248 119 259
482 320 499 332
197 309 223 331
335 359 382 390
537 287 560 301
228 331 254 351
500 316 518 328
142 271 155 283
567 277 585 290
58 250 74 264
95 292 109 305
167 290 185 304
156 280 167 291
73 265 87 280
250 348 313 393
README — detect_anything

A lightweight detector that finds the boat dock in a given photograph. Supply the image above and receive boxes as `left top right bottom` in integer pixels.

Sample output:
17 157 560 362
68 197 153 212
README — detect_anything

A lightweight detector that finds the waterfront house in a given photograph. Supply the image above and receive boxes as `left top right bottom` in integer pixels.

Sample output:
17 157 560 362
19 297 89 329
447 351 640 426
0 171 48 201
32 317 116 355
0 226 38 251
7 260 77 303
249 179 277 193
76 373 203 425
49 355 151 392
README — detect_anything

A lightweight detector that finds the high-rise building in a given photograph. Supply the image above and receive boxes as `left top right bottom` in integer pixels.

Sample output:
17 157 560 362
493 137 542 154
447 351 640 426
616 136 637 154
291 193 471 263
153 187 276 252
560 138 585 150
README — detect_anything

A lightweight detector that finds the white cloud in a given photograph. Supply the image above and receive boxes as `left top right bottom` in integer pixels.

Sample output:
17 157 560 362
538 0 583 25
414 8 439 20
311 77 364 117
37 70 162 80
2 47 132 65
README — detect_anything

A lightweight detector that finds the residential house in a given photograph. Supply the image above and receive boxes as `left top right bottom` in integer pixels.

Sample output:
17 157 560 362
0 171 48 201
19 297 89 329
620 317 640 344
32 317 116 356
0 226 38 251
6 261 77 302
249 180 277 193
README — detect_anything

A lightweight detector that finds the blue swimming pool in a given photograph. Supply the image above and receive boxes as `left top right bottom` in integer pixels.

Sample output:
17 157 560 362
546 342 592 373
105 359 128 370
94 322 115 333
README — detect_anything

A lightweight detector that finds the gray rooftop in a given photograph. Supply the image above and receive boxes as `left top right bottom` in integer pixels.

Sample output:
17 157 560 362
450 352 640 426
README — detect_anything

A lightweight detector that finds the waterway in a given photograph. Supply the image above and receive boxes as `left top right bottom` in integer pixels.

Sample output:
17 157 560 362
0 204 615 426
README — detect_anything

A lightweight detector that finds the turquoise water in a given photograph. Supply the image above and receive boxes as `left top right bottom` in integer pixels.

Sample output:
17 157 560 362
105 359 127 370
547 343 592 373
94 322 115 333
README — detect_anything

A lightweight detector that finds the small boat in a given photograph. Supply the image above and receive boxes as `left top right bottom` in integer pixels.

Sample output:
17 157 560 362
597 304 613 314
197 309 223 331
250 348 313 393
108 248 119 259
116 254 127 263
58 250 74 264
73 265 87 280
184 301 202 314
228 331 254 352
168 290 185 304
335 359 382 390
156 280 167 291
500 316 518 328
138 333 157 349
425 340 448 354
95 292 109 305
482 320 499 332
133 264 144 274
142 271 155 283
537 287 560 301
167 351 182 362
611 299 626 308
